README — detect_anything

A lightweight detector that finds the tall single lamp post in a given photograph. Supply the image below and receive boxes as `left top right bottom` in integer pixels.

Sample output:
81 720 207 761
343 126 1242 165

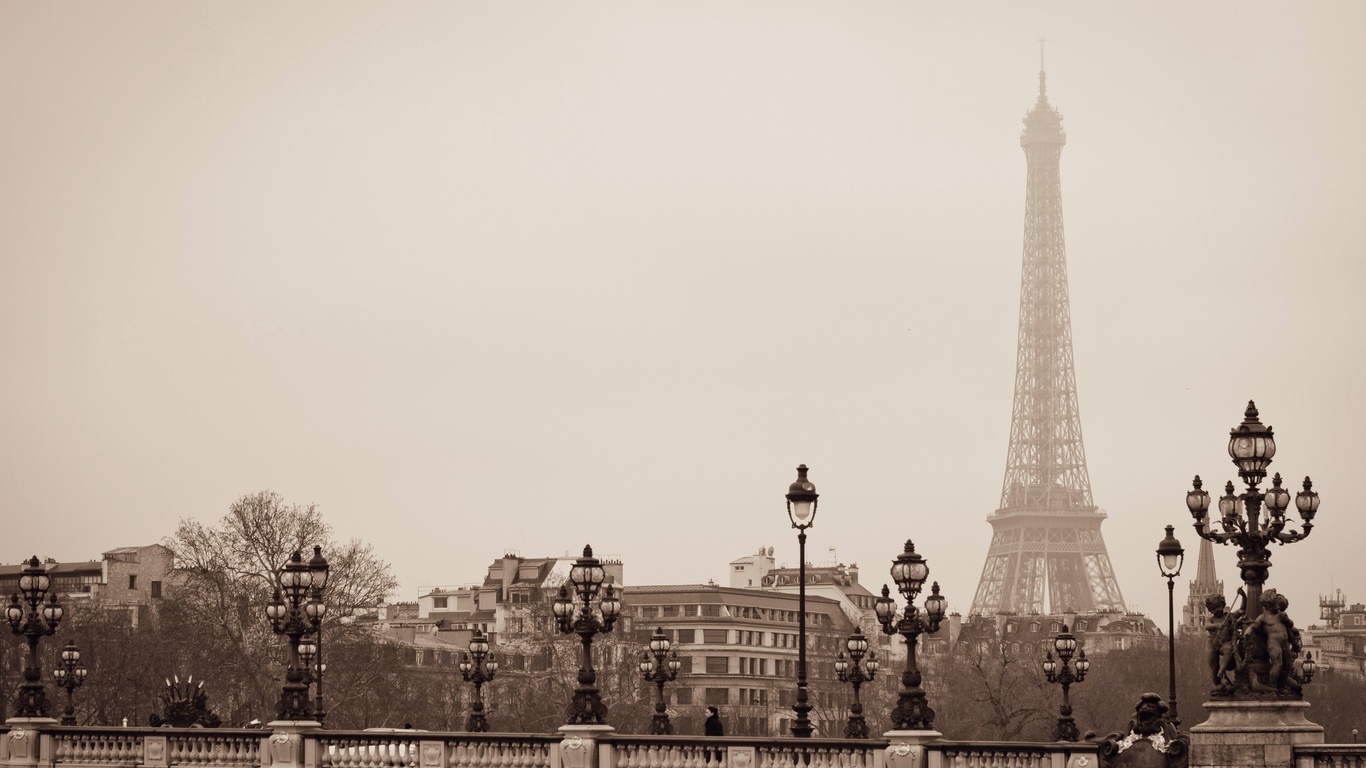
1186 402 1319 697
266 549 327 722
459 629 499 732
1042 626 1089 741
874 540 947 731
833 628 878 739
784 464 818 737
552 545 622 725
6 555 64 719
1156 525 1185 724
639 626 682 734
52 642 87 725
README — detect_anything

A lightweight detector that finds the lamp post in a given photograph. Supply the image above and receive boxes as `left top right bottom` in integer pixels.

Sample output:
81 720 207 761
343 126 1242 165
1042 626 1089 741
6 555 64 719
552 545 622 725
639 626 681 734
52 642 87 725
459 629 499 732
1186 402 1319 697
1156 525 1184 725
784 464 818 737
874 540 946 731
833 628 878 739
266 548 327 722
306 546 330 724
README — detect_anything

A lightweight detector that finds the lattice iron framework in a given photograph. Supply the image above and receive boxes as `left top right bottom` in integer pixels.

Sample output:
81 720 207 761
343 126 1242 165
970 65 1126 616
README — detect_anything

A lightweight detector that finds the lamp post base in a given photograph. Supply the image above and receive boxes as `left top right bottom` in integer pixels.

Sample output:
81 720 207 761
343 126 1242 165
648 713 673 735
844 714 868 740
890 688 935 731
566 687 608 726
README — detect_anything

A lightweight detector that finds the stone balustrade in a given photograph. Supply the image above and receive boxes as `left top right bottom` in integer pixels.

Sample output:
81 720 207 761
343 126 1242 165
1293 744 1366 768
2 723 1103 768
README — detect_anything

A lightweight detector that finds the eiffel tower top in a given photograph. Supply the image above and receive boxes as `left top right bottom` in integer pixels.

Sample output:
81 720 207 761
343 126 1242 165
1022 50 1065 145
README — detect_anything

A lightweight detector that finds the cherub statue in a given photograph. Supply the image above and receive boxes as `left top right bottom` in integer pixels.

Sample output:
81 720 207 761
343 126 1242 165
1209 591 1242 695
1244 588 1299 695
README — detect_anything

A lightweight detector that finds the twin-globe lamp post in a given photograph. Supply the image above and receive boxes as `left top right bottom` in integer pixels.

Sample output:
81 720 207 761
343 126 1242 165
459 629 498 732
6 555 65 719
874 540 947 731
553 545 622 726
266 546 329 722
1041 626 1089 741
639 626 682 734
1156 525 1184 725
53 642 88 725
833 628 878 739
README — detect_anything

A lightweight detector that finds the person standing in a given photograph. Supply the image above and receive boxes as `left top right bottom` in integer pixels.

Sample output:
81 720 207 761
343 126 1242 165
704 706 724 736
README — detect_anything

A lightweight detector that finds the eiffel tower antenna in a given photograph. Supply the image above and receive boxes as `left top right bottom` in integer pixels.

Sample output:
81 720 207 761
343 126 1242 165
969 62 1127 617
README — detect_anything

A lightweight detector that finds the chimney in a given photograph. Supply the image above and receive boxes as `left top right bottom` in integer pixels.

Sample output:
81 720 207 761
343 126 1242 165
949 612 962 646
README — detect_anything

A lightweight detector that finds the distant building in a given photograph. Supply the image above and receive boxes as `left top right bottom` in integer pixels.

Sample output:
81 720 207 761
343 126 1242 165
0 544 175 626
625 581 855 736
1303 590 1366 677
953 608 1162 658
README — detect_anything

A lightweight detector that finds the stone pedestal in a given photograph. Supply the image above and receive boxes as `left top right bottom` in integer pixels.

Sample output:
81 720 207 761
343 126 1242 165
884 730 941 768
556 724 614 768
1189 701 1322 768
264 720 322 768
2 718 58 768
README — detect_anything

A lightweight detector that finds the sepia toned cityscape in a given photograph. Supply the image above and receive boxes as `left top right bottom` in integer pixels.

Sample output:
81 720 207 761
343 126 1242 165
2 5 1365 768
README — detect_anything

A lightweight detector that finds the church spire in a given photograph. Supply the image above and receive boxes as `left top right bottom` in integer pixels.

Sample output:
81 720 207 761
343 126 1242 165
1181 538 1224 635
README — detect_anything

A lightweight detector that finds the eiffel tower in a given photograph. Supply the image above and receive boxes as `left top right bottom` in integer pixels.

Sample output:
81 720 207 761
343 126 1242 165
969 60 1127 616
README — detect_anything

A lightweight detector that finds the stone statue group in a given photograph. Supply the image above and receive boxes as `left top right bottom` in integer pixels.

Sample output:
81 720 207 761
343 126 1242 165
1204 588 1307 698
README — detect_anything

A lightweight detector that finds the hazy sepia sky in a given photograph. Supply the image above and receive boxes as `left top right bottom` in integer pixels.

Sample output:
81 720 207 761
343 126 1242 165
2 3 1363 623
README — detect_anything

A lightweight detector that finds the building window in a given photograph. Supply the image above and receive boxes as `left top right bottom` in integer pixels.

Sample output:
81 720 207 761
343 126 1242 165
128 575 137 590
704 688 729 705
433 596 448 608
662 605 680 617
150 581 162 599
677 628 696 644
702 629 728 644
705 656 729 674
701 605 721 618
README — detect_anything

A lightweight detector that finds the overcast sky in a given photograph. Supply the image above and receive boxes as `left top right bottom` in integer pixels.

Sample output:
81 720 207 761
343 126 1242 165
2 3 1363 625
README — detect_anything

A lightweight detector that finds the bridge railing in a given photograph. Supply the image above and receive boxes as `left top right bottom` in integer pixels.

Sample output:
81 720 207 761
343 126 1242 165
1293 743 1366 767
2 724 1099 768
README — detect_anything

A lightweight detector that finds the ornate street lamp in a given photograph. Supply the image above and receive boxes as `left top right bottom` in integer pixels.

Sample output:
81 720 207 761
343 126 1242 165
833 628 878 739
874 540 946 731
1156 525 1184 724
639 626 682 734
306 545 330 723
265 548 327 722
1186 402 1319 698
6 555 64 719
52 642 88 725
552 545 622 725
1042 626 1089 741
459 629 499 732
784 464 818 737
